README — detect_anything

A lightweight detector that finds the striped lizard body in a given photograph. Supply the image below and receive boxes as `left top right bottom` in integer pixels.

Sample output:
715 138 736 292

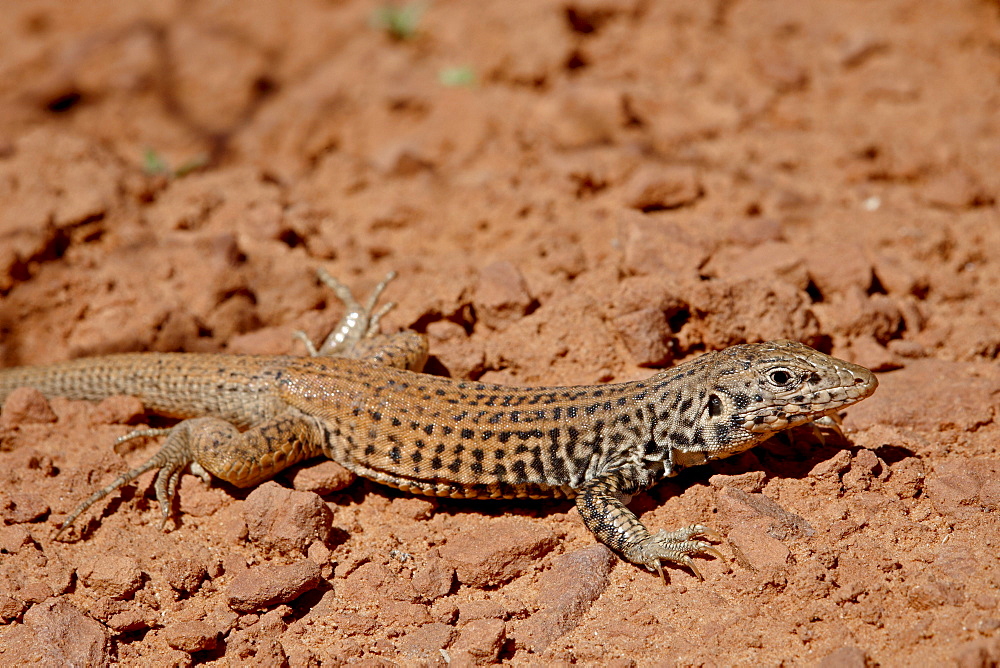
0 271 877 581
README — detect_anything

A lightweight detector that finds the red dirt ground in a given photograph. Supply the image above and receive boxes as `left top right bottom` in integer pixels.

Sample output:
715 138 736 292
1 1 999 665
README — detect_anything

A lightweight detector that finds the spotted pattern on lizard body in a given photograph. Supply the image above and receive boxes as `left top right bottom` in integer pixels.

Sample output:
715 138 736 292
0 271 878 580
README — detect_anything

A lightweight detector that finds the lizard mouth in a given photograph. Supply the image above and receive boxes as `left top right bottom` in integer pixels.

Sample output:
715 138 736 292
741 399 862 434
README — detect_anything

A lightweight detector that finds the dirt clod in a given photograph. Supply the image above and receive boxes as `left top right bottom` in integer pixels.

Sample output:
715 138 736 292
226 559 322 613
78 555 144 600
0 388 56 427
242 481 333 554
440 519 558 588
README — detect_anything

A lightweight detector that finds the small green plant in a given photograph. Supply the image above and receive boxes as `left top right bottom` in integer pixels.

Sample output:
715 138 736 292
142 148 208 178
142 147 170 175
438 65 477 88
371 2 425 40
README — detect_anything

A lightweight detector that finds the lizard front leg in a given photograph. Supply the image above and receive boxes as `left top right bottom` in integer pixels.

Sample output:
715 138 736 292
575 469 725 583
57 410 326 537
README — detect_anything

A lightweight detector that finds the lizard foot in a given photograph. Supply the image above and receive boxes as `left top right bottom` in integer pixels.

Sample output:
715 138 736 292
294 268 397 356
55 424 198 539
633 524 728 584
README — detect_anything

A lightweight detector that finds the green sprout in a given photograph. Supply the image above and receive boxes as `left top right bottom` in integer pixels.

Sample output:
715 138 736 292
438 65 477 88
142 148 170 176
173 154 209 177
371 2 425 40
142 148 208 178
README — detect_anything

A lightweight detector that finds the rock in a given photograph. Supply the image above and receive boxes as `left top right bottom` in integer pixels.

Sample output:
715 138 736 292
78 555 144 600
921 169 991 210
620 213 709 278
611 307 674 367
0 387 56 426
451 618 506 664
0 594 27 622
885 339 927 359
754 48 809 92
163 620 219 653
839 33 888 68
0 599 110 666
624 165 704 211
515 544 615 652
162 557 208 595
411 550 456 601
225 608 288 664
372 142 434 177
0 524 34 553
703 241 810 292
536 86 622 149
683 277 820 350
89 396 146 425
472 261 535 330
440 519 558 588
227 559 322 613
339 562 419 604
726 525 791 572
243 481 332 554
906 573 966 610
953 636 1000 666
378 600 434 627
809 450 853 483
842 335 900 373
19 581 53 603
287 460 355 496
803 243 873 298
0 491 49 525
432 335 487 381
814 290 903 344
396 622 456 660
105 607 154 633
608 277 686 366
883 457 925 500
0 129 119 233
925 459 1000 520
841 449 886 492
717 488 815 541
708 471 766 494
457 599 506 622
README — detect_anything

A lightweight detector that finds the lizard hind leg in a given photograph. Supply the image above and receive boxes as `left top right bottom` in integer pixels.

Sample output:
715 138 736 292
55 421 207 538
294 269 398 357
293 269 428 371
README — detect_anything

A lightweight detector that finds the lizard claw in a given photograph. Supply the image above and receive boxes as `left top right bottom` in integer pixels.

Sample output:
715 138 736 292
55 424 198 539
634 524 728 583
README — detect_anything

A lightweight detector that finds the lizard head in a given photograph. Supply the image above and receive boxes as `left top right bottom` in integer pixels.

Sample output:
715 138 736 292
664 340 877 470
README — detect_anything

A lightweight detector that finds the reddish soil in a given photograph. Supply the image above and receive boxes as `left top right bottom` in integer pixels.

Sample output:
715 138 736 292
1 1 999 665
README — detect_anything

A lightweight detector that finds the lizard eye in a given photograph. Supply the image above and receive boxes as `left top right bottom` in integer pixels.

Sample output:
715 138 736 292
708 394 723 417
768 368 793 386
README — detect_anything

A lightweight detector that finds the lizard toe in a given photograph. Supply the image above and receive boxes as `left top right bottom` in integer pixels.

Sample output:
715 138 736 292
636 529 728 582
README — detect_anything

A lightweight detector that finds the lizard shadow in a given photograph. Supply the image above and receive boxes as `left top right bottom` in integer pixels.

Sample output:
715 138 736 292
337 478 577 522
645 425 917 510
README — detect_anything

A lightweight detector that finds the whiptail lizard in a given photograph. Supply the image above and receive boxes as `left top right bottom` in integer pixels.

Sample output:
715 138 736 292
0 271 877 581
